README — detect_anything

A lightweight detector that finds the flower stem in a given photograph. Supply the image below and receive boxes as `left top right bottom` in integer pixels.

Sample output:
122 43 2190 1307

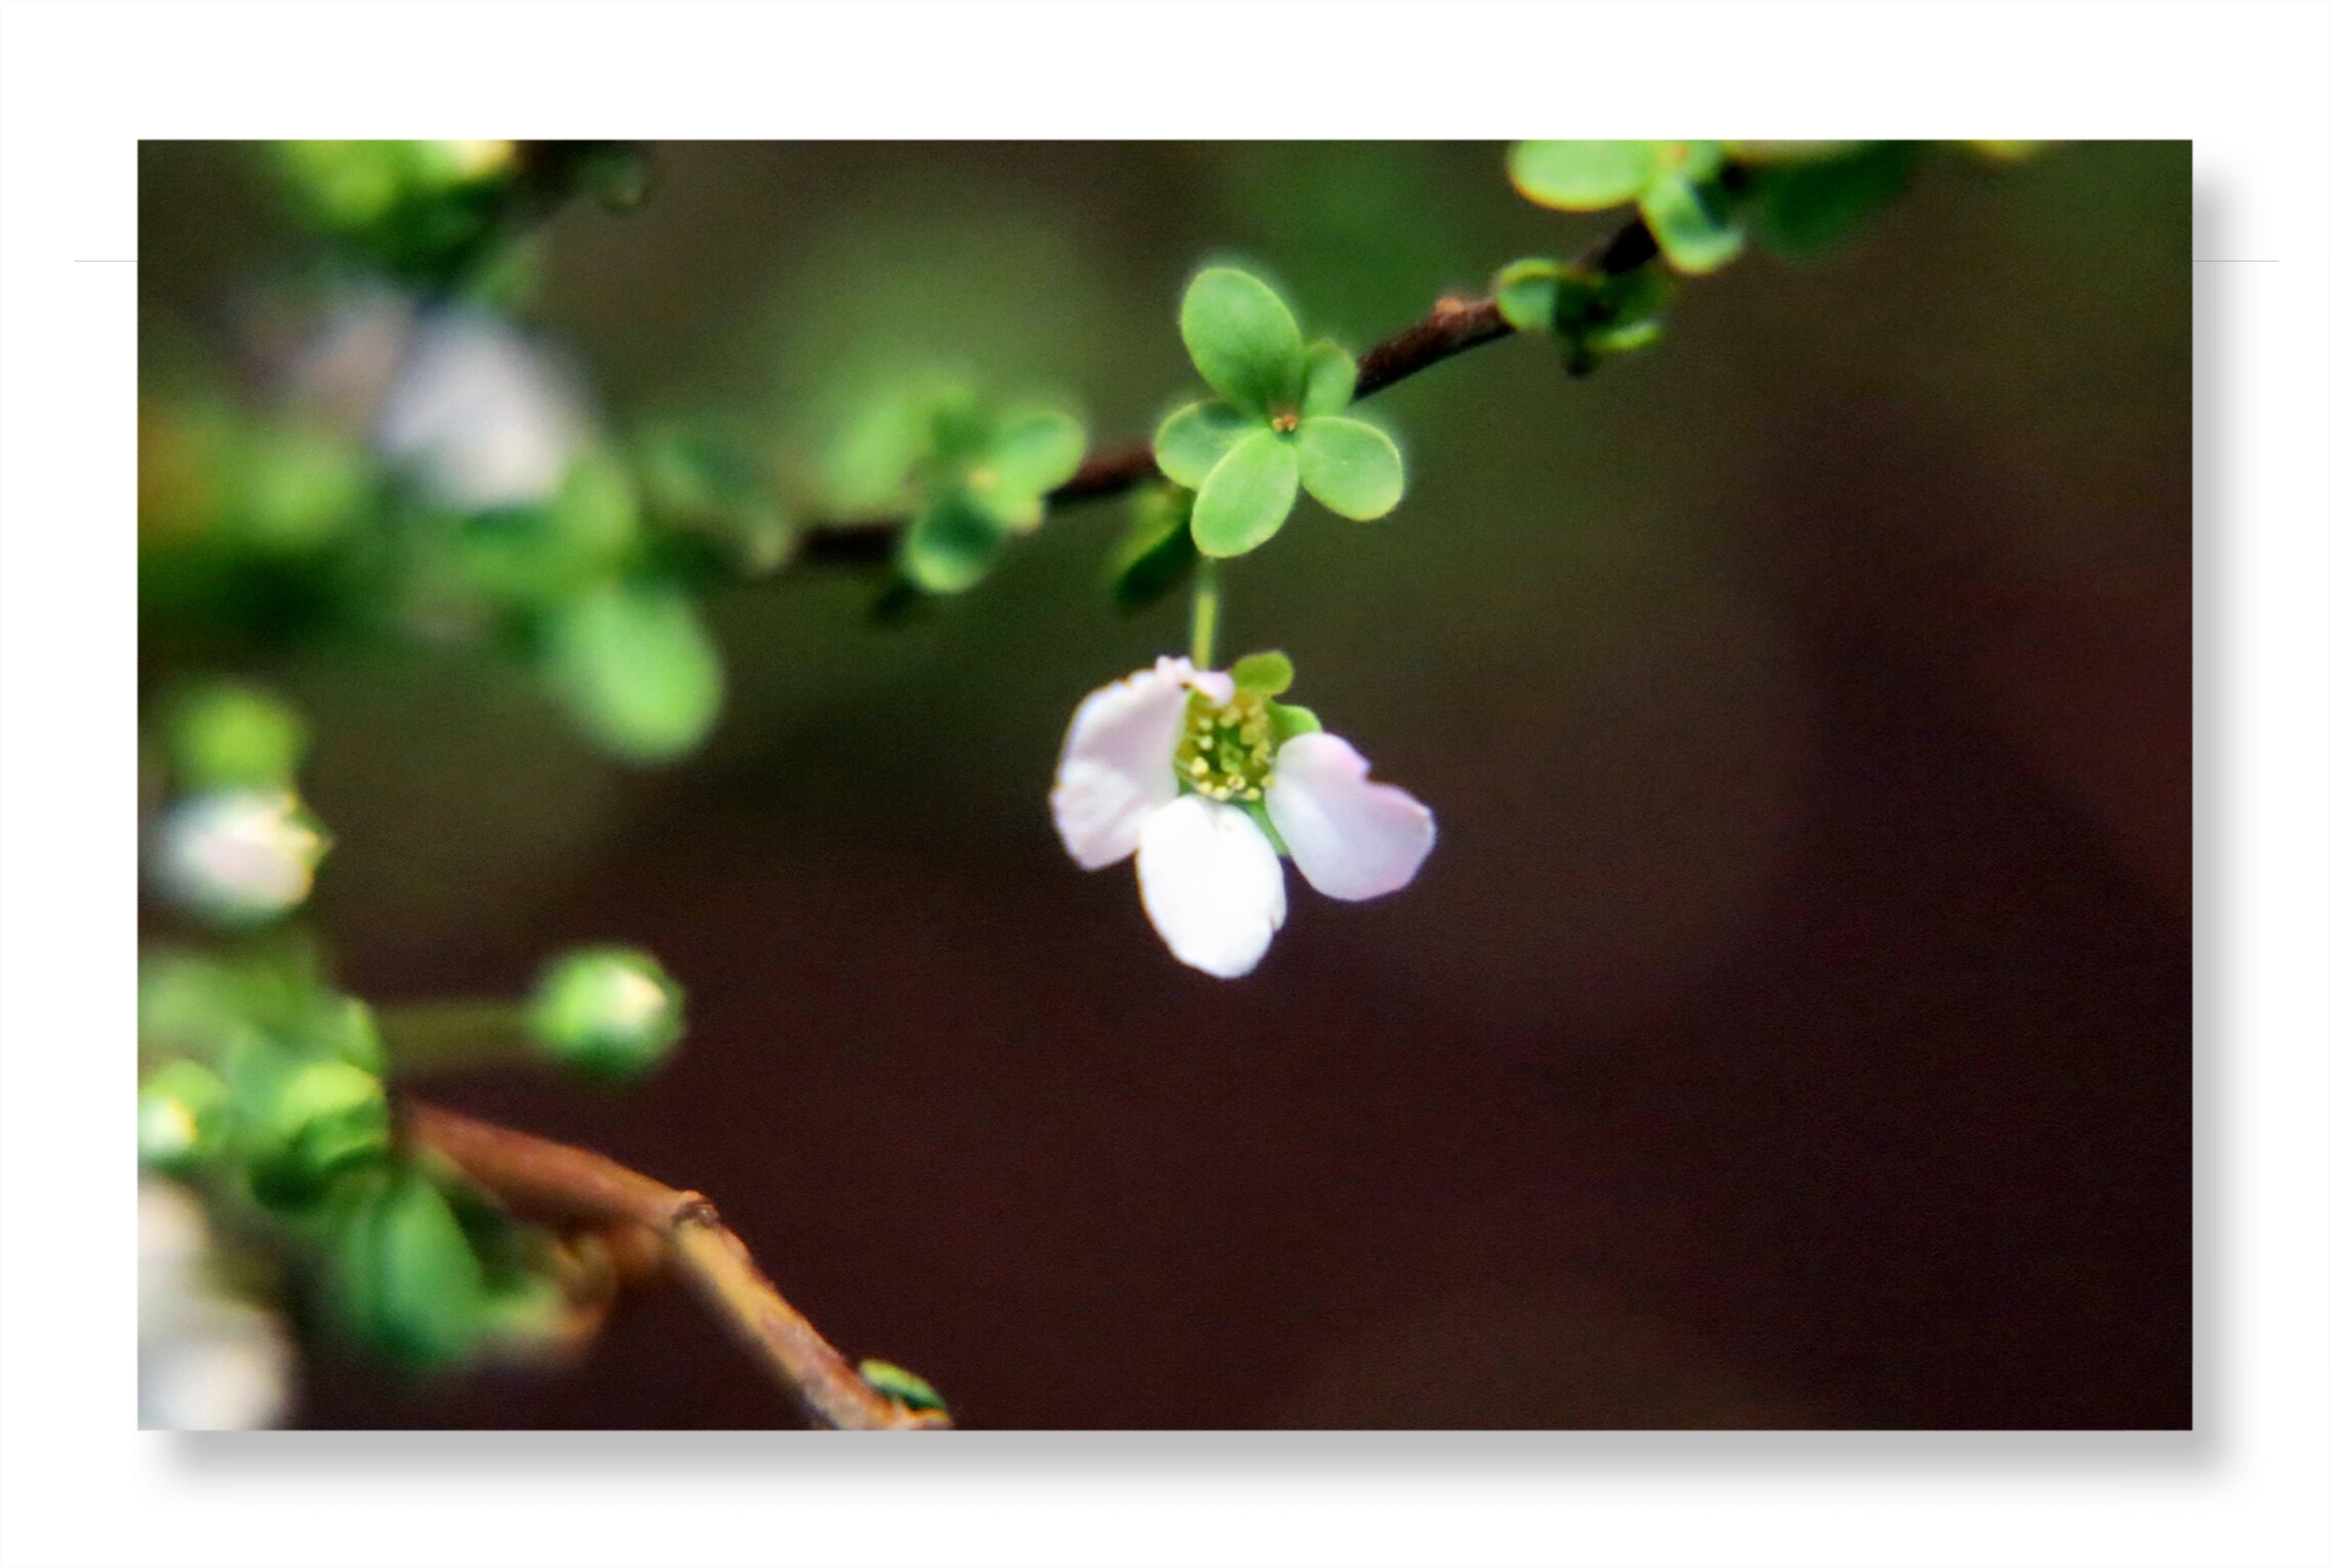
375 999 535 1077
1189 557 1222 670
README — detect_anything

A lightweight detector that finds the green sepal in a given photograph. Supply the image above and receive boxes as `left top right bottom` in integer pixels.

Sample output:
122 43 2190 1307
1639 172 1746 275
1295 416 1404 521
1153 400 1262 491
1301 341 1358 417
1267 701 1322 743
1179 267 1307 420
1745 140 1920 258
1104 485 1199 615
859 1358 948 1414
1238 799 1291 857
333 1170 488 1372
1492 257 1563 335
542 580 724 763
1229 650 1295 697
1190 429 1301 558
1508 141 1659 211
166 680 309 793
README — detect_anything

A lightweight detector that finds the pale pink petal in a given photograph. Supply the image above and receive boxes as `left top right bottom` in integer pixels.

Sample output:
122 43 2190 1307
1265 732 1436 901
1050 658 1201 868
1134 794 1286 978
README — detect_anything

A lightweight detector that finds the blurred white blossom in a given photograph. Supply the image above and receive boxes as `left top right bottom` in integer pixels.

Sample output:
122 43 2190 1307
140 1179 294 1430
373 307 592 509
152 789 327 924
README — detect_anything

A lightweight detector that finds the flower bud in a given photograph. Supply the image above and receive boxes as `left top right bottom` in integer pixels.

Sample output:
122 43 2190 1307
524 945 684 1080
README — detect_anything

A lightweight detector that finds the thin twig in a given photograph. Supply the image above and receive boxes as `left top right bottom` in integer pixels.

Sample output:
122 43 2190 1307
792 211 1662 568
403 1099 949 1430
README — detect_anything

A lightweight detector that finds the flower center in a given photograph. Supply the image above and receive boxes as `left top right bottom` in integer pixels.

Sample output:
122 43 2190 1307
1175 690 1274 802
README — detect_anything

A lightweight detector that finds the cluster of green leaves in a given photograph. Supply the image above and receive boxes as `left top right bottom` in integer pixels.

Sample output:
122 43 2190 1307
140 387 766 765
1496 140 1928 373
138 930 688 1372
137 942 487 1370
820 380 1086 596
272 141 649 290
1152 268 1405 559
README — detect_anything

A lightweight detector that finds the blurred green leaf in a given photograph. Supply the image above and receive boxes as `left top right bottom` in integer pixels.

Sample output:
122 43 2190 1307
1190 430 1301 558
1509 141 1660 211
1638 173 1746 276
984 409 1086 499
335 1172 488 1372
1295 417 1404 521
1105 485 1199 615
1179 268 1307 420
166 680 307 793
543 581 724 763
903 491 1010 594
1492 257 1562 334
1154 400 1260 491
242 1056 392 1207
1746 140 1921 258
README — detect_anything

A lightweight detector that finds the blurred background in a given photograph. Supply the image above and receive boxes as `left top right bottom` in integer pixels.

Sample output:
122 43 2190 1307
139 141 2189 1428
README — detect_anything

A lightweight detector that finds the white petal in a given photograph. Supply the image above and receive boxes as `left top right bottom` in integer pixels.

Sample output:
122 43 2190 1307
1134 794 1286 978
1050 657 1202 868
1265 731 1437 901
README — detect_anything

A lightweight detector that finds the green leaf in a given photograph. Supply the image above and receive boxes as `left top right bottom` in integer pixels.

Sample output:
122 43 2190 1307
859 1359 948 1414
1229 650 1295 697
1492 257 1562 334
1639 173 1746 275
1508 141 1659 210
1294 417 1404 521
1154 400 1262 490
984 408 1086 497
1179 268 1307 420
1104 485 1199 615
1190 430 1301 558
1301 341 1358 417
336 1173 488 1372
1268 701 1322 743
902 491 1009 593
167 680 308 793
551 447 641 563
544 582 724 763
1746 140 1919 258
1553 264 1668 375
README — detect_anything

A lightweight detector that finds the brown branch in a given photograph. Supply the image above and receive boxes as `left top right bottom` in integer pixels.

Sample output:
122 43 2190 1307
791 211 1662 568
403 1098 950 1430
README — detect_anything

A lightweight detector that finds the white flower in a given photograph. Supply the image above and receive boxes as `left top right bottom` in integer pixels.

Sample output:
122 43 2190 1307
140 1179 295 1430
373 307 591 509
1050 656 1435 978
152 789 329 924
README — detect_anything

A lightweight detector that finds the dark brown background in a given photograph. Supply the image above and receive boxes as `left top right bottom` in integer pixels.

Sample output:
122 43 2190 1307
141 141 2191 1428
